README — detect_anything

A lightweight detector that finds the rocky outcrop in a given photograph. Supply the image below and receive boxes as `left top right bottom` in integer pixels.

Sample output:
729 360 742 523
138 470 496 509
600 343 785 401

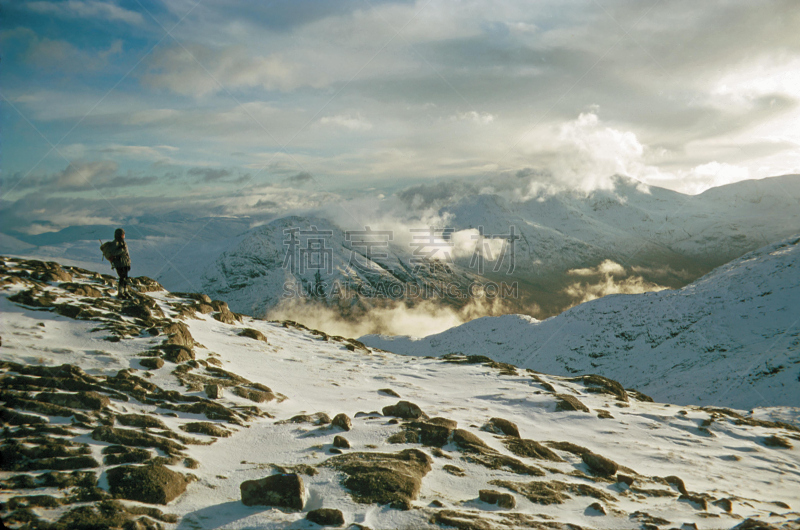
240 473 305 509
106 464 189 504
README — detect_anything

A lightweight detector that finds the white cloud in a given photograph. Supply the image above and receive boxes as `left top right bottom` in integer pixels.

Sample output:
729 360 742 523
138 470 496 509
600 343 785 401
319 114 373 131
25 1 144 25
564 260 669 306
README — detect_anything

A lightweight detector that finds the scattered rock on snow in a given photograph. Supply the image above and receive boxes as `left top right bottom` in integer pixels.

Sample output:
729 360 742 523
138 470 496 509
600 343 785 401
555 394 590 413
334 435 350 449
240 473 305 510
238 328 268 342
581 452 619 477
382 400 426 419
306 508 345 527
106 464 189 505
482 417 521 438
332 413 352 431
763 435 793 449
479 489 516 509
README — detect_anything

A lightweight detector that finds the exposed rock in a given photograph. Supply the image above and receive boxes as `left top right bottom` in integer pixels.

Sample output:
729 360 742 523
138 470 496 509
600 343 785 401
479 489 516 509
713 498 733 512
161 345 194 363
443 465 465 476
231 386 275 403
240 473 305 510
731 518 780 530
664 475 688 495
763 435 793 449
332 413 352 431
126 276 165 293
378 388 400 397
180 422 232 437
324 448 432 510
239 328 268 342
34 391 109 411
306 508 345 527
569 374 628 402
489 479 615 505
679 493 708 510
617 474 635 486
107 464 188 505
503 438 564 462
102 446 152 465
334 435 350 449
92 426 185 454
279 412 331 425
382 400 426 419
453 430 544 476
596 410 614 419
163 322 194 349
581 452 619 477
452 429 492 452
9 289 58 308
482 417 520 438
587 501 606 515
60 283 103 298
116 414 168 430
555 394 590 413
545 441 591 456
205 384 223 399
139 357 165 370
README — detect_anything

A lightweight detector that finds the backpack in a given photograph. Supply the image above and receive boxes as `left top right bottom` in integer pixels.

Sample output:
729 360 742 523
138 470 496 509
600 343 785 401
100 241 117 261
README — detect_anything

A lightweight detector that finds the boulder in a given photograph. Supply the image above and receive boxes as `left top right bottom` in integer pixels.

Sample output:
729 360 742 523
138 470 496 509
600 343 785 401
555 394 590 413
325 448 432 510
333 435 350 449
503 438 564 462
306 508 344 527
240 473 305 510
140 357 164 370
239 328 268 342
581 452 619 477
482 417 520 438
205 384 223 399
381 401 426 419
479 489 516 509
332 413 352 431
107 464 188 505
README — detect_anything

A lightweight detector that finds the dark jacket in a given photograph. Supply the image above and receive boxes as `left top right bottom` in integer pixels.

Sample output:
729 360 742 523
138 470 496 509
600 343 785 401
109 240 131 269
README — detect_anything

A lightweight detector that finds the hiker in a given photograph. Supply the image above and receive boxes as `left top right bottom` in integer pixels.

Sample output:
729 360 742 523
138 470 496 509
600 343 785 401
104 228 132 299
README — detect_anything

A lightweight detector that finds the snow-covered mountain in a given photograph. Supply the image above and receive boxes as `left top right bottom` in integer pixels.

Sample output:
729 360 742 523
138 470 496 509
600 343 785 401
362 235 800 410
200 215 484 318
1 256 798 529
4 175 800 323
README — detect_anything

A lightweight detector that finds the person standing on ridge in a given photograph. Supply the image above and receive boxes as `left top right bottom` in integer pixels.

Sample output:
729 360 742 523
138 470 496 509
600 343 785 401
106 228 132 299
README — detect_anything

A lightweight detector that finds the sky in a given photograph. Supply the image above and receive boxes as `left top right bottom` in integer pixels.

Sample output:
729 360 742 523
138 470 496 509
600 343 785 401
2 0 800 234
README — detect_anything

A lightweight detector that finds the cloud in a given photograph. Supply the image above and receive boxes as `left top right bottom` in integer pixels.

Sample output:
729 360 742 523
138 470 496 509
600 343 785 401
283 171 315 186
187 167 233 182
1 160 160 193
24 1 144 25
319 114 373 131
17 30 124 73
142 44 309 97
563 259 669 306
266 295 517 339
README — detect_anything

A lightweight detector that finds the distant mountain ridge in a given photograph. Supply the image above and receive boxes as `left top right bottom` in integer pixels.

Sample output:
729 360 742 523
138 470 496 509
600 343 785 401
361 235 800 410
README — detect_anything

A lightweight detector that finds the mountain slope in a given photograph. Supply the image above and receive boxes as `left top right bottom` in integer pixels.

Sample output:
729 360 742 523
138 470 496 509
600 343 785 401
1 256 798 529
361 235 800 410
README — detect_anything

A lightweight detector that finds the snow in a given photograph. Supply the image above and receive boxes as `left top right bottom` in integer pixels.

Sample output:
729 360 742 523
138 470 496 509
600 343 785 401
1 255 799 529
361 235 800 410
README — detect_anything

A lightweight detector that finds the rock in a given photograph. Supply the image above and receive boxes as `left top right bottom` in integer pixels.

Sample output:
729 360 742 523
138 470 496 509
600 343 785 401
555 394 590 412
482 417 520 438
503 438 564 462
140 357 164 370
280 412 331 425
382 400 426 419
162 322 194 349
732 518 780 530
665 475 688 495
581 452 619 477
205 384 223 399
9 289 57 308
679 493 708 510
106 464 188 505
161 345 194 363
587 502 606 515
306 508 345 527
333 435 350 449
180 422 231 437
116 414 169 429
332 413 352 431
325 448 432 510
479 489 516 509
596 410 614 419
239 328 268 342
413 420 455 447
452 429 491 453
713 498 733 512
240 473 305 510
763 435 793 449
34 391 109 411
378 388 400 397
231 386 275 403
126 276 165 293
616 474 635 486
60 283 104 298
573 374 628 402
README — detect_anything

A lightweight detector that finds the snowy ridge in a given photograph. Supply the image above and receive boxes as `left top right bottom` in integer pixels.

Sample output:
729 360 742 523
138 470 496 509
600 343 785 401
1 255 799 529
361 235 800 410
